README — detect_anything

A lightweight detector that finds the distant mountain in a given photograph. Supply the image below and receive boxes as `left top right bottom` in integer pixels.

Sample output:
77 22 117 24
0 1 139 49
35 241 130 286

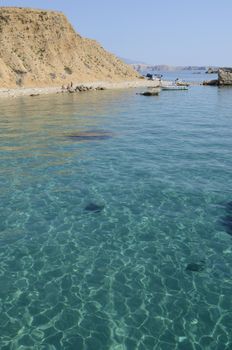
132 64 208 74
118 57 147 65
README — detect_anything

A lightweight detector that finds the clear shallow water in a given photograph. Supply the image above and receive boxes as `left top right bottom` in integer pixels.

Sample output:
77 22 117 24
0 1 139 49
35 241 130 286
0 86 232 350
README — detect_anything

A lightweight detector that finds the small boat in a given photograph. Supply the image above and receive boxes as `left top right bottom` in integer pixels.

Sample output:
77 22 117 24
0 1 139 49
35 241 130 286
162 85 188 91
176 81 190 87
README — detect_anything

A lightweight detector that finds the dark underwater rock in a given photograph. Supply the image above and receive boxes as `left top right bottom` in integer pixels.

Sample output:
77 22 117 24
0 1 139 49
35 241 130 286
186 261 205 272
221 215 232 235
84 203 105 213
226 201 232 212
67 131 112 141
217 201 232 236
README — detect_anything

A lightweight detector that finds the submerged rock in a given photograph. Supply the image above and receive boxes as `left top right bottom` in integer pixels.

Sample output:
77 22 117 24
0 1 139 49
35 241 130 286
186 261 205 272
221 215 232 235
67 131 112 141
84 203 105 213
219 202 232 236
226 201 232 212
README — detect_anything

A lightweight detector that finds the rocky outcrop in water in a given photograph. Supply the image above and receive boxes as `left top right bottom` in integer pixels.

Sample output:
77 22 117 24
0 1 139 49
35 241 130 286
138 90 160 96
206 67 218 74
218 68 232 85
203 79 218 86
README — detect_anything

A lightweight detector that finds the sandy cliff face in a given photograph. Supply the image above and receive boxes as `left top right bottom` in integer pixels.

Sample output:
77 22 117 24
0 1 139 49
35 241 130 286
0 7 139 88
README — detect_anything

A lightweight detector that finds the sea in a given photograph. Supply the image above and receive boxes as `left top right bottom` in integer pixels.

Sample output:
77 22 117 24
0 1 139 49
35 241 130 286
0 72 232 350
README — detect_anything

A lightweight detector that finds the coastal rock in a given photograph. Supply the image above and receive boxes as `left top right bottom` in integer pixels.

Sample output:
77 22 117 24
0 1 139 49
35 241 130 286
206 67 218 74
95 86 106 90
139 91 160 96
75 85 93 92
0 7 139 88
203 79 218 86
138 87 161 96
67 88 75 93
218 68 232 85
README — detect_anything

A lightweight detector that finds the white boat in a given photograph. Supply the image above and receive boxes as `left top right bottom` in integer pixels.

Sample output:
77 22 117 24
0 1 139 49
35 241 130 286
162 85 188 91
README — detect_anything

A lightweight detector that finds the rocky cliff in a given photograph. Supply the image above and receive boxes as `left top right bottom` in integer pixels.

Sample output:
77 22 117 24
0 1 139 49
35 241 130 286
0 7 139 88
218 68 232 85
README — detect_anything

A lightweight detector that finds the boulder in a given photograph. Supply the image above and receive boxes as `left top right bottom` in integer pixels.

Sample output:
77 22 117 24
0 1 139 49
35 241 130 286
206 67 218 74
202 79 218 86
75 85 94 92
138 91 159 96
138 88 161 96
218 68 232 85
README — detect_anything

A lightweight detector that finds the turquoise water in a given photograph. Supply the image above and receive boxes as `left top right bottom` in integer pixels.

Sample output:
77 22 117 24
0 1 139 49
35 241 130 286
0 86 232 350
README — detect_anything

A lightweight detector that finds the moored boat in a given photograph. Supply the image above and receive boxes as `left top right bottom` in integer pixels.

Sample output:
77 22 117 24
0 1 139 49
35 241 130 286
162 86 188 91
176 81 190 87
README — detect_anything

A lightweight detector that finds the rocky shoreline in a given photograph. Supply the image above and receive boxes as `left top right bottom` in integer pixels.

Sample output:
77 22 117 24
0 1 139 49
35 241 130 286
0 80 161 99
2 70 231 99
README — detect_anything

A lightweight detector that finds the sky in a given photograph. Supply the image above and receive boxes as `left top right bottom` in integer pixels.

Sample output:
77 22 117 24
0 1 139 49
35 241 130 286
1 0 232 66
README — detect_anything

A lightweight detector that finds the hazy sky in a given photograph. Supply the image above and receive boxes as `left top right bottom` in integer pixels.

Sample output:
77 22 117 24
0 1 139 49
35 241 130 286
2 0 232 66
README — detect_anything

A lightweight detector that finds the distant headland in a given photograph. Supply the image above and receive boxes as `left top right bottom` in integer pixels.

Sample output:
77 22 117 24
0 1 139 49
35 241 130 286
130 64 219 74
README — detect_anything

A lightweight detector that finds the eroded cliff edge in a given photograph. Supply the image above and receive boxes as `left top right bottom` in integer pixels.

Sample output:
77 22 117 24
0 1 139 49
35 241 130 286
0 7 139 88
